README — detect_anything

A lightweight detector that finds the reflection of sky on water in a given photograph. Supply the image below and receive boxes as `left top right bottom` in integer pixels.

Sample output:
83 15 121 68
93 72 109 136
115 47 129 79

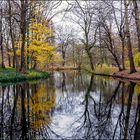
51 89 85 138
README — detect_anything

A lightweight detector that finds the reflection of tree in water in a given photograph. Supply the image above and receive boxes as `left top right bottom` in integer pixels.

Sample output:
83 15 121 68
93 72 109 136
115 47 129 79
68 75 139 139
134 84 140 139
55 70 87 94
0 79 57 140
55 71 86 113
49 71 140 139
27 84 55 129
1 72 140 139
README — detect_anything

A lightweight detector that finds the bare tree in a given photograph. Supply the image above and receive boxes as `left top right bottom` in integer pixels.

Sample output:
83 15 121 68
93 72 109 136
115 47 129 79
96 1 122 71
68 1 99 70
100 19 122 71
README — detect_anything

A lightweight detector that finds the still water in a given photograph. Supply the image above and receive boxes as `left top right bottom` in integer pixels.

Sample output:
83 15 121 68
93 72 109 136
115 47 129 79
0 71 140 140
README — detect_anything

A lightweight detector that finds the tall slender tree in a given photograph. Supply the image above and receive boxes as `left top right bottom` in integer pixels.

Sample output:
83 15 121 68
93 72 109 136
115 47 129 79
124 0 136 73
0 8 5 68
132 0 140 52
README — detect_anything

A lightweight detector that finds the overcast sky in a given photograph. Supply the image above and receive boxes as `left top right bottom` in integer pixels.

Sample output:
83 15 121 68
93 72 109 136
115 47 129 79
51 1 82 40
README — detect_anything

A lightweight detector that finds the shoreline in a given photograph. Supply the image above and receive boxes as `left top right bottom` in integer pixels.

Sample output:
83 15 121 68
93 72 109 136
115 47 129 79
93 72 140 83
84 68 140 83
1 67 140 84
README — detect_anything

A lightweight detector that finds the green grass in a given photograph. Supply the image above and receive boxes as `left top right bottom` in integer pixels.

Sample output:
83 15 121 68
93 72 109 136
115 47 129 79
0 68 49 83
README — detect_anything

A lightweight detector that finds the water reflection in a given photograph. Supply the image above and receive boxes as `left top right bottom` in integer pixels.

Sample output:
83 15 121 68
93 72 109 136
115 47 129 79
0 80 56 140
0 71 140 139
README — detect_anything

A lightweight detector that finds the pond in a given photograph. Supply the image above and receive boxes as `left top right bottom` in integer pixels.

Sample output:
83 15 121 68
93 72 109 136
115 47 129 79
0 70 140 139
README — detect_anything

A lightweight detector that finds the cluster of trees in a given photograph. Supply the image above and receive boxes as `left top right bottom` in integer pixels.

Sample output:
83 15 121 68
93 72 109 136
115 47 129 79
56 0 140 73
0 0 62 73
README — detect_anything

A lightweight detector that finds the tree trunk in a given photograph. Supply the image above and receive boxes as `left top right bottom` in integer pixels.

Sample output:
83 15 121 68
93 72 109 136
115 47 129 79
6 42 11 67
108 31 122 71
0 9 5 68
111 51 122 71
86 49 94 70
122 39 125 70
26 3 31 70
124 0 136 73
12 56 15 68
8 0 19 71
62 49 66 67
20 0 27 73
26 24 30 70
7 53 11 67
132 0 140 52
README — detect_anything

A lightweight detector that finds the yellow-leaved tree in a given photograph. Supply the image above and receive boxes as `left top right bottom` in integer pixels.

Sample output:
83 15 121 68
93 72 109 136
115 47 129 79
28 16 59 69
13 7 60 70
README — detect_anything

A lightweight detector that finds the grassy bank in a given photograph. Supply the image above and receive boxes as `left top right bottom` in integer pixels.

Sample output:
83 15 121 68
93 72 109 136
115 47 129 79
0 68 49 83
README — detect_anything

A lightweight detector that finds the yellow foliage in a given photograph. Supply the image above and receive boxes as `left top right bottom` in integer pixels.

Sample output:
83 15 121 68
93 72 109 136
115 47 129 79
15 83 56 130
29 16 58 68
14 8 58 68
28 84 55 129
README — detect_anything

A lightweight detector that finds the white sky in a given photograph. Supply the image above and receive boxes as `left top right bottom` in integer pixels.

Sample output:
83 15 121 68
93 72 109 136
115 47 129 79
50 0 128 43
